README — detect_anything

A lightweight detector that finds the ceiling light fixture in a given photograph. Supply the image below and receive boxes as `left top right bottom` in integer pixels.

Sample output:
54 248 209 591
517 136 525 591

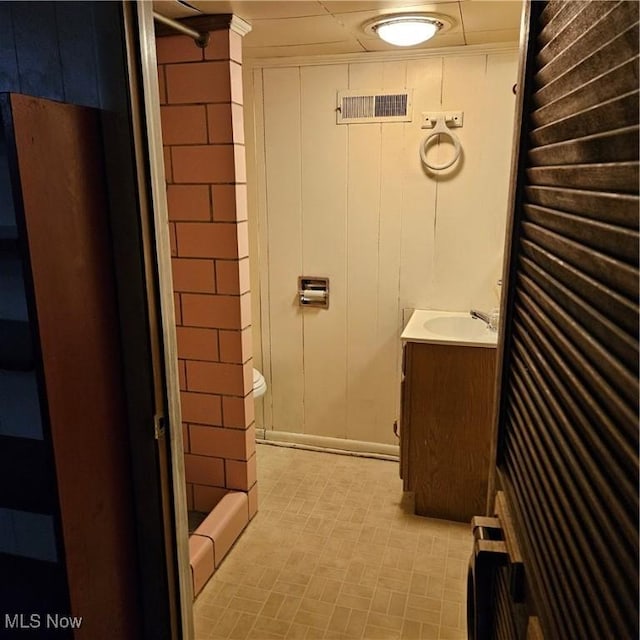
364 13 453 48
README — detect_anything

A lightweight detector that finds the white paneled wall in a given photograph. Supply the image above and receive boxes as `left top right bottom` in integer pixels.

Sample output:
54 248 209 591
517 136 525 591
245 48 518 447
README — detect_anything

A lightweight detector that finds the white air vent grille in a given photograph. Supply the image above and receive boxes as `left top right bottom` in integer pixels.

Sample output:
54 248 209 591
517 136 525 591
337 90 413 124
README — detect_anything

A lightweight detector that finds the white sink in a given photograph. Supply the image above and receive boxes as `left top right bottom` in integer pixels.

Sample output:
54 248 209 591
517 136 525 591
424 315 493 340
401 310 498 348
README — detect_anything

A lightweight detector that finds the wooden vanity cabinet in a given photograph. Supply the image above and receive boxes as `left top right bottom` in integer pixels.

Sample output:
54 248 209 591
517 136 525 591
400 341 496 522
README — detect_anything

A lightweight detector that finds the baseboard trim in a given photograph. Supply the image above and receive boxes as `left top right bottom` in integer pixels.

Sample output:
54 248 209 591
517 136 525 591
255 428 400 460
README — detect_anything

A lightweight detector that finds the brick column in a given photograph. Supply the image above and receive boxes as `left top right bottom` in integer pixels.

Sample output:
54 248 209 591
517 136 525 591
156 16 257 520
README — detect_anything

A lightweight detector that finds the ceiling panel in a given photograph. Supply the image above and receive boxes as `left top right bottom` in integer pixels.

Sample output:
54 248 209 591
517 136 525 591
244 40 366 58
464 28 521 45
188 1 328 19
460 1 523 33
152 0 522 58
321 0 455 13
244 14 350 46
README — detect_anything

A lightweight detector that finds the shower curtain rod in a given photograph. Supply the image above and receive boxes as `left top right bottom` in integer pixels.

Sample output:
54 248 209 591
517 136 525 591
152 11 210 48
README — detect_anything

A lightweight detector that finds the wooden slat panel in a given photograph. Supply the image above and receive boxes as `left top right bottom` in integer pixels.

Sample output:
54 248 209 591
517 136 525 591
520 254 637 371
505 403 599 639
528 125 639 166
530 90 639 146
508 370 636 634
520 239 638 336
537 2 638 85
533 24 639 108
532 56 639 128
507 388 633 639
522 222 637 299
527 161 639 194
511 343 636 545
537 1 621 67
515 284 637 445
525 185 638 228
496 3 640 639
518 271 637 411
523 203 639 263
537 1 585 48
513 313 637 501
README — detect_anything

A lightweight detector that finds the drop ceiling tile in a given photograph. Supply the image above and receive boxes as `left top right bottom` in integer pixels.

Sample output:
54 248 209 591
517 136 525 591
189 1 328 20
464 28 520 45
244 14 350 47
460 0 523 33
245 40 366 58
322 0 455 13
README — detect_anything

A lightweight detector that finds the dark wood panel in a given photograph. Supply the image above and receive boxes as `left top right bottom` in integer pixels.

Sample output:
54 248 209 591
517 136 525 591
530 90 639 146
511 347 636 547
516 285 637 441
514 303 637 479
520 239 638 336
532 56 639 129
525 185 639 228
533 24 639 108
505 393 627 639
512 319 636 506
536 1 620 67
539 0 565 25
518 271 637 410
537 1 585 48
520 254 637 371
527 161 639 194
11 2 64 101
528 125 639 166
523 203 639 263
406 342 496 522
523 222 637 299
536 2 638 85
11 93 141 640
503 407 593 638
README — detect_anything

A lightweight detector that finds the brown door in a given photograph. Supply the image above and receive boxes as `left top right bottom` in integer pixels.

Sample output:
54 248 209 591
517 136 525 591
477 2 639 639
7 93 141 639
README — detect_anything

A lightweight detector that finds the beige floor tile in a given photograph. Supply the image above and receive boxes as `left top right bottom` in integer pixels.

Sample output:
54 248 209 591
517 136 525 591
363 624 401 639
193 444 472 640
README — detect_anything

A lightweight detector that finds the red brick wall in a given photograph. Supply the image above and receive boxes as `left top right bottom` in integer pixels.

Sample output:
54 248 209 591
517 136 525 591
157 28 257 518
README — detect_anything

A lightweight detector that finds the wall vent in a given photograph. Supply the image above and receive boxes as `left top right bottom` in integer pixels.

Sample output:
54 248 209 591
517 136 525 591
336 90 413 124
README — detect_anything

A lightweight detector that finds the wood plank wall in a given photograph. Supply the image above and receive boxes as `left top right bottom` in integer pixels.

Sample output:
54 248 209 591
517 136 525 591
245 50 518 445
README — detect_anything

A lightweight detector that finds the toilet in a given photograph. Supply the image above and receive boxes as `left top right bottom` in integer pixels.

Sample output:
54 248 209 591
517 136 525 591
252 368 267 399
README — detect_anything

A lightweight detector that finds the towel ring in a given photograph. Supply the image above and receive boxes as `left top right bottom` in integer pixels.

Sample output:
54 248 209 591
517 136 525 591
420 117 462 171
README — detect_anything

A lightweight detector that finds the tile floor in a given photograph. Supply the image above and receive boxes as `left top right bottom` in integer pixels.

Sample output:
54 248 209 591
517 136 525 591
194 444 472 640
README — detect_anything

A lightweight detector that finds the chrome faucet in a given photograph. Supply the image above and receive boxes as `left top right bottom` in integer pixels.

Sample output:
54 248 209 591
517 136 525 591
470 309 498 332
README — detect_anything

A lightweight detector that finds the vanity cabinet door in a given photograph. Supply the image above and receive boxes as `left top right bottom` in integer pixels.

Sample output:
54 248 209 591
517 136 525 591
404 342 496 522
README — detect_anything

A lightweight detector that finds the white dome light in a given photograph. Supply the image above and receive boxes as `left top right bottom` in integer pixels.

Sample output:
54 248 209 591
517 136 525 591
375 17 441 47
